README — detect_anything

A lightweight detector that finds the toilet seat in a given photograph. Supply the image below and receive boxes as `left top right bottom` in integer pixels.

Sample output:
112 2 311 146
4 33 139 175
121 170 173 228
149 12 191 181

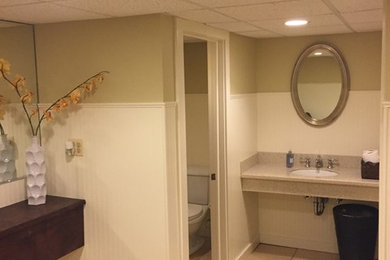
188 203 203 221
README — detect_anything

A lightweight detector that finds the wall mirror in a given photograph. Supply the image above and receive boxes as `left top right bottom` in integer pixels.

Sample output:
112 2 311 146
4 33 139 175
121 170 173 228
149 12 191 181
291 43 350 126
0 20 38 184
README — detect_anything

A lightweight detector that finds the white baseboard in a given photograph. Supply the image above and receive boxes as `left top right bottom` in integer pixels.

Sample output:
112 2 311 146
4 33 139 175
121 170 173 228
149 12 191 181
235 242 259 260
259 233 338 254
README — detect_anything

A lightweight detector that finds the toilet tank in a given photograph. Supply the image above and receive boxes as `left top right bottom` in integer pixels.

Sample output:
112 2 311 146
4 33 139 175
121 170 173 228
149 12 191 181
187 166 209 205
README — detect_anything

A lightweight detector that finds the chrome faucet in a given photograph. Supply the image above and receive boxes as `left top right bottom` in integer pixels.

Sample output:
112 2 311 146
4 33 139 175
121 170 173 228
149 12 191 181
315 155 323 170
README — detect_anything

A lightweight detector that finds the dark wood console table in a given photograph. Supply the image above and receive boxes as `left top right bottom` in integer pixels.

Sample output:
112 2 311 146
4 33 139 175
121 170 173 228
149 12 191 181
0 195 86 260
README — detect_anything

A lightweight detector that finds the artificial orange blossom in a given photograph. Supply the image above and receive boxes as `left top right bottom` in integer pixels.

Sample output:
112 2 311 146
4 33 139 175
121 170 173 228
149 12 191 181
0 58 108 136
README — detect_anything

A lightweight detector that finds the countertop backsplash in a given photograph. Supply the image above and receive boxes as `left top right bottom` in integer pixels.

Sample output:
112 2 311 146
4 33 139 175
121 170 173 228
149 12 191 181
255 152 362 169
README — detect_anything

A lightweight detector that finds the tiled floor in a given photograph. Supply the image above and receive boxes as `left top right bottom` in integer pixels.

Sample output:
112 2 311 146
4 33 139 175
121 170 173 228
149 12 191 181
243 244 339 260
190 237 211 260
190 244 339 260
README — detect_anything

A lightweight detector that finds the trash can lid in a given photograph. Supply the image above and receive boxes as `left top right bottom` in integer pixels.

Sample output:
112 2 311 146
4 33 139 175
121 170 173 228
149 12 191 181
333 204 378 218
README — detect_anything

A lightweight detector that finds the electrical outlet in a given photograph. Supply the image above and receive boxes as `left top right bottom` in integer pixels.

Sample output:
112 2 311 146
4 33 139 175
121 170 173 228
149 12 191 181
71 139 83 156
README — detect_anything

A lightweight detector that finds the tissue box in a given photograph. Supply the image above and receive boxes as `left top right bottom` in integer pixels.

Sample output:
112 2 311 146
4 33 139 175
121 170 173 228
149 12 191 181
361 160 379 180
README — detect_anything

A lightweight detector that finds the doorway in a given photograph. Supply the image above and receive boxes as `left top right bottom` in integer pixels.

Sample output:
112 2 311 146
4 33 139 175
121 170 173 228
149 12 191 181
174 19 229 260
184 38 211 259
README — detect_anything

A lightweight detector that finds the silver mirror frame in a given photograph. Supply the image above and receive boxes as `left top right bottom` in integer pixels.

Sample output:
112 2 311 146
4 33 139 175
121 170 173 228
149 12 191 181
291 42 350 127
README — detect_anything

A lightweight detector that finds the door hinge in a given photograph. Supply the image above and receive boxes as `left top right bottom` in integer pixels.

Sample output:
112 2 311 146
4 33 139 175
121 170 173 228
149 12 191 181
211 173 216 180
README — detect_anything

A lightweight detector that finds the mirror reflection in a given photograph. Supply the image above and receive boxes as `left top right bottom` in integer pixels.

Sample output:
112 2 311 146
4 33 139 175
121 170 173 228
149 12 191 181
298 49 342 120
0 20 38 183
291 43 349 127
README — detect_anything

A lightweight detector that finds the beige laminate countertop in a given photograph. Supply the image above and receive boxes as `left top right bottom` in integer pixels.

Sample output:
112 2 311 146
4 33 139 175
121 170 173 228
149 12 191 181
241 164 379 201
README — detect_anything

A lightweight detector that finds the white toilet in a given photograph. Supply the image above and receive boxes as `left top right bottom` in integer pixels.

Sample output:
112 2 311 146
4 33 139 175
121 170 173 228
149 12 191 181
187 166 209 255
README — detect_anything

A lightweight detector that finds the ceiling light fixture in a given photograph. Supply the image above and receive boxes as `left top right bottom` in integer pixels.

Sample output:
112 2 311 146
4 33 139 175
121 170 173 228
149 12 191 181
314 52 323 56
284 19 308 27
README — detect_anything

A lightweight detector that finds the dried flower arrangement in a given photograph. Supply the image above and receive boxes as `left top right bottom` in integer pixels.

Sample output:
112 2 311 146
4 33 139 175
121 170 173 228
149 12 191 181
0 58 108 136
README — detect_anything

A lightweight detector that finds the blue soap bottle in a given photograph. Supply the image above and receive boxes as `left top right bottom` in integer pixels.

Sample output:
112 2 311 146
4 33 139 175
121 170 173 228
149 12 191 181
286 150 294 168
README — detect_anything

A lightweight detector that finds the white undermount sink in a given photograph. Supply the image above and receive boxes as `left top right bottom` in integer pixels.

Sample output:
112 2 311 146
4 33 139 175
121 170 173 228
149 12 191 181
290 169 338 177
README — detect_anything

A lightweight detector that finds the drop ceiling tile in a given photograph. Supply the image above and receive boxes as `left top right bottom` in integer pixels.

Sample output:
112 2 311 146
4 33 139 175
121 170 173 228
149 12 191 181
208 21 259 32
278 24 352 36
349 21 382 32
327 0 383 13
237 30 282 38
183 0 281 8
252 14 344 30
171 9 235 23
217 0 332 21
0 0 66 7
55 0 201 17
0 0 40 7
0 2 109 24
342 9 382 24
251 14 351 36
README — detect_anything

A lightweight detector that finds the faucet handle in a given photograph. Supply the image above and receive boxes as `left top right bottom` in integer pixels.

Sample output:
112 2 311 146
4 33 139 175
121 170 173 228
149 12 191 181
300 157 311 168
327 158 339 169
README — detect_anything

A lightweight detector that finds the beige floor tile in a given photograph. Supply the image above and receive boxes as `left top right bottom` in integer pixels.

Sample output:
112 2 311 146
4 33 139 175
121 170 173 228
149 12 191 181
293 249 339 260
190 237 211 260
190 251 211 260
242 244 296 260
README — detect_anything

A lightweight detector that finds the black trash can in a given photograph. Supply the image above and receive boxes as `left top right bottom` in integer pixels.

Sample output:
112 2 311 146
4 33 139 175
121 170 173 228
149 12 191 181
333 204 378 260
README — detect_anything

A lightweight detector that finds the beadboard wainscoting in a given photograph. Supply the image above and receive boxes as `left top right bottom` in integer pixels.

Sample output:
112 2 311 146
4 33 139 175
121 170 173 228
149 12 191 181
228 93 259 259
257 91 380 156
38 102 175 260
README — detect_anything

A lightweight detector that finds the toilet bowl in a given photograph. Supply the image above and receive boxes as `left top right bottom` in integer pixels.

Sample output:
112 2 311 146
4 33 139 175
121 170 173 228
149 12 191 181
187 166 210 255
188 203 209 255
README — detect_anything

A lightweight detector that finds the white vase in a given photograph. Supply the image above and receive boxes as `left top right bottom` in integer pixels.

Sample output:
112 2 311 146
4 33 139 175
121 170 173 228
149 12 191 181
0 134 16 182
26 136 46 205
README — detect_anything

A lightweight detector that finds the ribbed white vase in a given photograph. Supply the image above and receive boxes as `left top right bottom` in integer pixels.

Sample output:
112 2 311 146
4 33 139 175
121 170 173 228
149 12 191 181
0 134 16 182
26 136 46 205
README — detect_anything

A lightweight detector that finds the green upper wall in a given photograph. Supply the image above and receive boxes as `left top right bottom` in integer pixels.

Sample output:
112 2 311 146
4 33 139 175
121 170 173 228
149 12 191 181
256 31 382 92
184 42 208 94
229 33 257 94
35 14 175 103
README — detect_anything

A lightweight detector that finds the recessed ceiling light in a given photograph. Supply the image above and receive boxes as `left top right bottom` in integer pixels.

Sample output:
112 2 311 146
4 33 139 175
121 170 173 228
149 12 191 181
284 20 308 27
314 52 323 56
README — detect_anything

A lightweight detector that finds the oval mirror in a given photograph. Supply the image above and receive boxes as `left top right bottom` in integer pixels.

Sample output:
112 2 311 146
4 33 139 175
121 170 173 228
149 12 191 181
291 43 350 126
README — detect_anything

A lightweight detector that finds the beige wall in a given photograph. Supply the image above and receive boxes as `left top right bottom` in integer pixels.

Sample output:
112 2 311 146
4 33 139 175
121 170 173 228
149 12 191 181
256 31 381 254
185 94 209 167
184 42 209 167
230 34 257 94
35 14 175 103
184 42 208 94
257 32 382 92
32 14 177 260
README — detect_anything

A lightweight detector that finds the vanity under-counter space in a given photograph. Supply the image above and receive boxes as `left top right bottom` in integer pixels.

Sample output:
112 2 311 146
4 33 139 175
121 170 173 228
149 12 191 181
0 195 86 260
241 153 379 202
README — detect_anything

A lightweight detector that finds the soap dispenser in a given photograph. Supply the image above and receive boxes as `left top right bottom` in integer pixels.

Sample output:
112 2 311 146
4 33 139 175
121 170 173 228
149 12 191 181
286 150 294 168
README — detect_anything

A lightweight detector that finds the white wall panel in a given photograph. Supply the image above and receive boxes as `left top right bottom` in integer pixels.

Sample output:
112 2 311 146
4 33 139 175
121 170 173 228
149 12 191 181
40 103 170 260
257 91 380 156
227 93 259 259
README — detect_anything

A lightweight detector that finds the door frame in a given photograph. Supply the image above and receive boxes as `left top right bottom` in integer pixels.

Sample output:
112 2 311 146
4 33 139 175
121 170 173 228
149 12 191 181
174 18 230 259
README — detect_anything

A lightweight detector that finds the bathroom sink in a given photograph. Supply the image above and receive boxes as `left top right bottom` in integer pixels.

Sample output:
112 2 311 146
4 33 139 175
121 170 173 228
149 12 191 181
290 169 338 177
